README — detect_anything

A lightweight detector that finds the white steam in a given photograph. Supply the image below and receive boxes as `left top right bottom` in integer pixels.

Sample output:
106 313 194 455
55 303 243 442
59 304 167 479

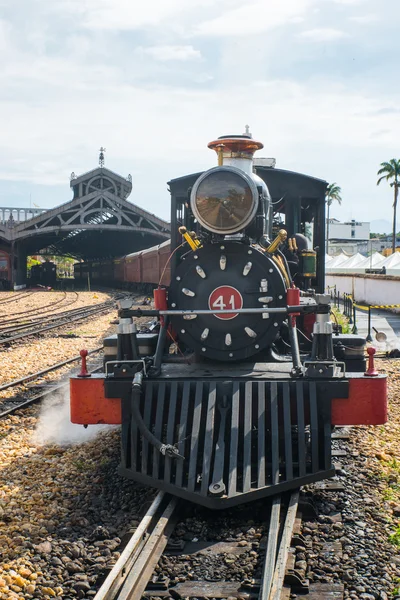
33 387 118 446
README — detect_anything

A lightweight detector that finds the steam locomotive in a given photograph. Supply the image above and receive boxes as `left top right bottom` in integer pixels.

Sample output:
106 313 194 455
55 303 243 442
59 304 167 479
30 261 57 288
71 131 387 509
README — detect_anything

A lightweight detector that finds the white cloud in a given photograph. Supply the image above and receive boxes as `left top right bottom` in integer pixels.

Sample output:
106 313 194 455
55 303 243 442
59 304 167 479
136 45 201 62
61 0 219 30
329 0 366 4
0 0 399 225
299 27 348 41
349 14 378 23
193 0 315 36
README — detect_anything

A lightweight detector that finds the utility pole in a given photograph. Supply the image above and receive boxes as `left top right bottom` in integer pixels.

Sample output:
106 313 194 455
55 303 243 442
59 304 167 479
326 202 330 255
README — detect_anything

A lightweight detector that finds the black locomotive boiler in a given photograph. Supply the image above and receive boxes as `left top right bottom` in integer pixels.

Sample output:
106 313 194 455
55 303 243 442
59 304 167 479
71 131 387 509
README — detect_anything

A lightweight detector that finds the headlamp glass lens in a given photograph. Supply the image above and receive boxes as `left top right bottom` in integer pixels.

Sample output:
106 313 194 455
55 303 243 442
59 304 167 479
194 171 255 232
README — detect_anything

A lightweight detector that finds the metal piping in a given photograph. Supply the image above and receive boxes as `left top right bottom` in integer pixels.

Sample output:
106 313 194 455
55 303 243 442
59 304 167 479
131 372 183 459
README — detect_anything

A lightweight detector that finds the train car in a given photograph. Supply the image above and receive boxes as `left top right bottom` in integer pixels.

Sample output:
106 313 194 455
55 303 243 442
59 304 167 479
71 131 387 509
125 250 142 286
73 262 83 281
141 245 161 286
82 262 91 282
158 240 172 286
99 259 115 285
114 257 126 285
0 250 11 289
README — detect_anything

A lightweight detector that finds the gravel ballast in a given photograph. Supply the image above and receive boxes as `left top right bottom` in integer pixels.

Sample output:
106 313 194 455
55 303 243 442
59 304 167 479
299 358 400 599
1 301 399 599
0 292 116 400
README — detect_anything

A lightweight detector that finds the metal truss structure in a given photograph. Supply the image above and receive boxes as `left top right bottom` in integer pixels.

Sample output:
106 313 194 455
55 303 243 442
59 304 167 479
0 166 170 259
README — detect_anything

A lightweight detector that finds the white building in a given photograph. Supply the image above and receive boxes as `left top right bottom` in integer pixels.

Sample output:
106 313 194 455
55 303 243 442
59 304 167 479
328 219 370 242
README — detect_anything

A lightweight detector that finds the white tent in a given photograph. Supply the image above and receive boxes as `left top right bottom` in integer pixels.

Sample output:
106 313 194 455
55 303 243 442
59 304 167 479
325 254 333 263
330 253 365 274
360 252 386 268
326 253 349 270
353 253 386 273
381 252 400 275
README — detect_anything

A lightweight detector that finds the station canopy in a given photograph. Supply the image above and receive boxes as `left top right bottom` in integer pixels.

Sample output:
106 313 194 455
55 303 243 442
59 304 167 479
0 162 170 260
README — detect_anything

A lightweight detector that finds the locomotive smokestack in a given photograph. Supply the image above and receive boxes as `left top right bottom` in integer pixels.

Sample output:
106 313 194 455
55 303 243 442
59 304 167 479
208 128 263 175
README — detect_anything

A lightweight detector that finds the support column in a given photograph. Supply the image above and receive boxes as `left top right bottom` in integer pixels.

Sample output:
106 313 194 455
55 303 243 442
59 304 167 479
13 242 28 289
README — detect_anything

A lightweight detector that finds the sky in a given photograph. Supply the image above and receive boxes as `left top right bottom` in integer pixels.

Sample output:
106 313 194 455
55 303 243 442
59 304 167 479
0 0 399 228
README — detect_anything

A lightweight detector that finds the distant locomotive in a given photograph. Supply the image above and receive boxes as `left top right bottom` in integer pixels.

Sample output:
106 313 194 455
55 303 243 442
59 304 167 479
30 261 57 288
0 250 11 289
71 131 387 509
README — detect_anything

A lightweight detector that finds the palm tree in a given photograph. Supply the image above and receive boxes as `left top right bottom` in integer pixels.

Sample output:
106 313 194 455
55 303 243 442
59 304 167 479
377 159 400 254
325 183 342 254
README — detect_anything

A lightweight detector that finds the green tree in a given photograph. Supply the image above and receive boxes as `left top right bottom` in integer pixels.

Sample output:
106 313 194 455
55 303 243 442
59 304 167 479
377 159 400 254
325 183 342 253
26 257 41 276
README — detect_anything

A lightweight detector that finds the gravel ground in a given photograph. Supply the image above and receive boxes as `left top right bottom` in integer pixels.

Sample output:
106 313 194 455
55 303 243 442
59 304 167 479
0 298 118 400
0 291 111 321
0 415 152 599
299 358 400 600
157 503 267 584
1 317 399 599
0 289 155 598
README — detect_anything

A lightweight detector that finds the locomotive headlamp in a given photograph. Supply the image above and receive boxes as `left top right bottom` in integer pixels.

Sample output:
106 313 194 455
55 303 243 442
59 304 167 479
190 166 259 235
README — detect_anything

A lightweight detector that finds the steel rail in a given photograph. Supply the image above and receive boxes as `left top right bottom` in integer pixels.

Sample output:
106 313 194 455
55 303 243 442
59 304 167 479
0 361 103 419
0 301 116 345
0 346 102 392
1 291 69 320
269 490 300 600
93 492 177 600
92 488 300 600
260 495 282 599
0 298 109 334
0 290 38 305
0 291 80 327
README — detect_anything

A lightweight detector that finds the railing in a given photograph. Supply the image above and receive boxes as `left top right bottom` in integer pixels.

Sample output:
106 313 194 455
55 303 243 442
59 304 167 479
327 286 358 334
0 207 47 224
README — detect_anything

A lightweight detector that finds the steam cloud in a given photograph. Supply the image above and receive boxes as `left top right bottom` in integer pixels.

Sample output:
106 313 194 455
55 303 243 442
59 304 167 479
33 387 118 446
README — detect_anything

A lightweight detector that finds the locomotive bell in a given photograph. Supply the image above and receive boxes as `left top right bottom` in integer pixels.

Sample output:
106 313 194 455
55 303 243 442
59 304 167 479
190 133 269 235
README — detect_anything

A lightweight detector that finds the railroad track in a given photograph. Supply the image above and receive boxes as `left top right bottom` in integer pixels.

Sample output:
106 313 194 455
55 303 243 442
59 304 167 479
0 290 145 345
93 490 301 600
0 298 107 335
0 290 79 325
0 348 103 418
0 290 38 305
0 299 117 345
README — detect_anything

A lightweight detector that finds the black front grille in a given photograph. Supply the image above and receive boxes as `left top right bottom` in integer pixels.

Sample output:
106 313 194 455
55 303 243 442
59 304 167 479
120 379 337 508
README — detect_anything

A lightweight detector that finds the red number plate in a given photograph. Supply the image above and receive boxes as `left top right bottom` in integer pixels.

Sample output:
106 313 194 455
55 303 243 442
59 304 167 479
208 286 243 320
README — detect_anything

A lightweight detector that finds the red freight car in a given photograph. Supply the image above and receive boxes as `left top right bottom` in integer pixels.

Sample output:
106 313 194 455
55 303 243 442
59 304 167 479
113 257 125 285
125 250 142 284
141 245 160 285
158 240 172 286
